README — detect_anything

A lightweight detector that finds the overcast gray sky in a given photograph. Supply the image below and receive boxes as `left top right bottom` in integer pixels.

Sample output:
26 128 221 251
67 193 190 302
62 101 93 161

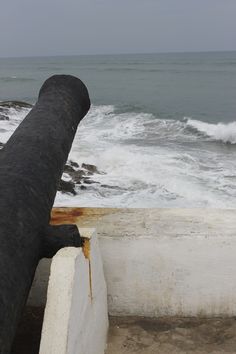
0 0 236 57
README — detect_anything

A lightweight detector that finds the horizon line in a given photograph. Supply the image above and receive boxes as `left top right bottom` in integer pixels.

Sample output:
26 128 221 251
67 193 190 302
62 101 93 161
0 49 236 60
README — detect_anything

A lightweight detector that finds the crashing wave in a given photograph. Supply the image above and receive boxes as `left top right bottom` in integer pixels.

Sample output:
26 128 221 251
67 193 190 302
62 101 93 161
2 102 236 208
186 118 236 144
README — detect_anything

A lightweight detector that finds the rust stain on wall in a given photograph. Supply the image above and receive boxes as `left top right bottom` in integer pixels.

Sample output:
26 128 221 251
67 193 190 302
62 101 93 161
50 207 119 226
50 207 129 305
82 237 90 260
82 237 93 301
50 207 83 224
50 208 105 301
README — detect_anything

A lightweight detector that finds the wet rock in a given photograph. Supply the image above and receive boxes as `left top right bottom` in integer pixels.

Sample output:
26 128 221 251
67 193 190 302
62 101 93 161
58 179 76 195
83 178 99 185
101 184 123 190
0 101 33 109
65 161 103 183
72 171 85 183
69 160 79 168
81 163 101 174
58 160 105 195
0 114 9 121
63 162 85 182
64 164 76 174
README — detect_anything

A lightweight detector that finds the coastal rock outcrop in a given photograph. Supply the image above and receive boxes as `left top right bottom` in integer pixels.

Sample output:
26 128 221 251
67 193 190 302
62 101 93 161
59 161 104 195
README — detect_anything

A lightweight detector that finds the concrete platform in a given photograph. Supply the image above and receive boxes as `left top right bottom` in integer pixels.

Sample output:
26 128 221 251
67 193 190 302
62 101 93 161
12 312 236 354
106 316 236 354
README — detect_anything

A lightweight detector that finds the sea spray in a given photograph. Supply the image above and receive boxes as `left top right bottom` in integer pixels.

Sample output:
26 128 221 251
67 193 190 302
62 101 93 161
1 102 236 208
186 119 236 144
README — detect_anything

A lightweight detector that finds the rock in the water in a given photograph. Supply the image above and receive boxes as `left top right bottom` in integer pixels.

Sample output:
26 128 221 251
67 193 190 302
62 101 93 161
0 114 9 121
72 171 86 183
69 160 79 168
0 101 33 109
63 163 85 183
64 164 76 173
0 142 4 149
81 163 101 174
58 180 76 195
101 184 123 190
58 160 105 195
83 178 99 184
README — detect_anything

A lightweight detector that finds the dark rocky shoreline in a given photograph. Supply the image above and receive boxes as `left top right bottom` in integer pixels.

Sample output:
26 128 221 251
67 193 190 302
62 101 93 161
0 141 103 194
0 100 108 196
0 100 104 195
0 101 33 118
59 160 104 195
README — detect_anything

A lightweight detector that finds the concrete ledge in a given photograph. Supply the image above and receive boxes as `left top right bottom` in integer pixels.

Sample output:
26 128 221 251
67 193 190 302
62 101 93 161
29 208 236 322
102 235 236 317
38 228 108 354
50 208 236 317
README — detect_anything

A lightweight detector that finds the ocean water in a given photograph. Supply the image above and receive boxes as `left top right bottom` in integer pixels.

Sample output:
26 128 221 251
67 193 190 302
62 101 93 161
1 51 236 208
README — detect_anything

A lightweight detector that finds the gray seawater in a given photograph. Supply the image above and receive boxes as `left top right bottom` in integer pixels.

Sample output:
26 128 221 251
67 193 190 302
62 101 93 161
1 51 236 208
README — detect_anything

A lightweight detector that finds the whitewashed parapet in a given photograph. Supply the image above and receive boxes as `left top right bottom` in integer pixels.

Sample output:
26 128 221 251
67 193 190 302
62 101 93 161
39 228 108 354
95 208 236 317
29 208 236 319
50 207 236 318
101 235 236 317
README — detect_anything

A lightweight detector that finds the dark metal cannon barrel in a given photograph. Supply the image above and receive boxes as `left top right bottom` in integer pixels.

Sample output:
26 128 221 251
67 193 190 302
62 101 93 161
0 75 90 353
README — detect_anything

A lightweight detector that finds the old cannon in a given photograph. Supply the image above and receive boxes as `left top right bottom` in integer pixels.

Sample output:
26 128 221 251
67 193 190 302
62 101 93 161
0 75 90 353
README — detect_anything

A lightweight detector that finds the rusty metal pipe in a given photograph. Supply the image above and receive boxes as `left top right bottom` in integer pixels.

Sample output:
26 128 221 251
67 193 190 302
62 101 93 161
0 75 90 353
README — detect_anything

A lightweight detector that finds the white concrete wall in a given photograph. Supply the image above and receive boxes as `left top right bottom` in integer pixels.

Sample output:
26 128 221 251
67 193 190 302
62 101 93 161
38 228 108 354
96 208 236 317
101 236 236 317
29 208 236 318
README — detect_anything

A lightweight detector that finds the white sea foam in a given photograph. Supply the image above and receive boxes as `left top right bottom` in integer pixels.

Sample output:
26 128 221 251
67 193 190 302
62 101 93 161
1 104 236 208
0 106 31 143
58 106 236 208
